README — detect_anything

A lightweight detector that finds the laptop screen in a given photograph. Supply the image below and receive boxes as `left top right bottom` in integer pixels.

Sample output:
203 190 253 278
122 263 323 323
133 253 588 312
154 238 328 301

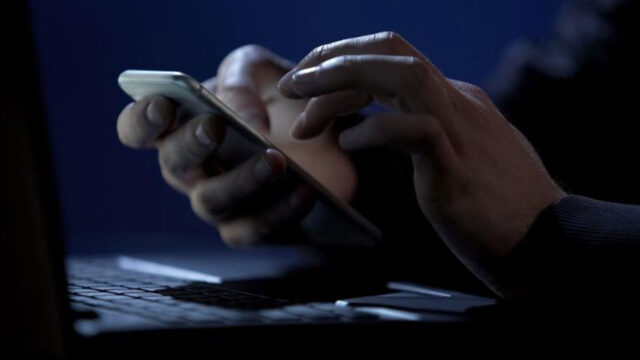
27 0 560 254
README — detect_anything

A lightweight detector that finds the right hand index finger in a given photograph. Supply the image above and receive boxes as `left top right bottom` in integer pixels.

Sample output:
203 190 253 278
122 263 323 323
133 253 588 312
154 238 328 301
116 96 176 148
277 31 424 98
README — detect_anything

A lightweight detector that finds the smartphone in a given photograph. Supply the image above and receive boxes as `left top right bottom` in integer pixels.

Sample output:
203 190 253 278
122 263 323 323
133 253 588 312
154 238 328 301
118 70 382 247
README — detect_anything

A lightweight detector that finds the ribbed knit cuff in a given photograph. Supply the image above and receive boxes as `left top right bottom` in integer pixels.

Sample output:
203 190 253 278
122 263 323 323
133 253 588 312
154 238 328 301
496 195 640 307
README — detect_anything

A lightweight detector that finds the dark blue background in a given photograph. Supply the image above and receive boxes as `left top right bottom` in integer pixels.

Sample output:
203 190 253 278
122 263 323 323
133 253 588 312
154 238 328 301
28 0 563 253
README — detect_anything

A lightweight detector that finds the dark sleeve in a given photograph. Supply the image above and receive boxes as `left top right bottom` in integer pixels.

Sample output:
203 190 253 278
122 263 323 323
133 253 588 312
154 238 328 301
498 195 640 309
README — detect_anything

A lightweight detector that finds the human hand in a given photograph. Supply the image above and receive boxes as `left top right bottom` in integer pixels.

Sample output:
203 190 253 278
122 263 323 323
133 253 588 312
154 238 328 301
117 45 356 246
278 32 566 297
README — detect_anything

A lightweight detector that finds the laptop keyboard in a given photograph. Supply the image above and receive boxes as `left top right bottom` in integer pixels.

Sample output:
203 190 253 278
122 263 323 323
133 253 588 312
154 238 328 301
66 258 380 327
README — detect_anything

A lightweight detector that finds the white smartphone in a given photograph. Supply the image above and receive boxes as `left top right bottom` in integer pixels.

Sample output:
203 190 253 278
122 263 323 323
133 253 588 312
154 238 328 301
118 70 382 247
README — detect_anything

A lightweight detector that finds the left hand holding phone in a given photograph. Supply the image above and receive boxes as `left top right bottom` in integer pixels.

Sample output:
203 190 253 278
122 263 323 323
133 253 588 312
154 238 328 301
116 45 350 247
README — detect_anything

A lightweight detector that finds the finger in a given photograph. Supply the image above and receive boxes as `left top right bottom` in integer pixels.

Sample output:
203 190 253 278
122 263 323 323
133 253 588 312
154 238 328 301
341 113 462 208
216 45 294 131
189 149 287 223
289 55 450 109
157 113 226 193
285 55 454 138
218 44 295 77
278 31 424 97
291 90 371 139
218 185 316 247
116 96 176 148
202 76 217 93
338 113 456 161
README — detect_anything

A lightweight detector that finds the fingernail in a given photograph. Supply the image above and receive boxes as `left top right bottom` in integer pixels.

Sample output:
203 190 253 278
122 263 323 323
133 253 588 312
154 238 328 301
255 153 277 181
146 100 165 126
291 66 319 84
195 123 214 146
289 112 306 139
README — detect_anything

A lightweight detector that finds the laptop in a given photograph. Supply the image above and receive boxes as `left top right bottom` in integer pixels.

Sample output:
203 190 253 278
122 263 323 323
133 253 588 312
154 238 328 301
0 2 497 356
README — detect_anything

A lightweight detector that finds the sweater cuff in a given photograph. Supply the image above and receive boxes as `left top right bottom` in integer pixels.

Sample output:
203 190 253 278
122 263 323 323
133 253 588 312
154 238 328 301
496 194 640 306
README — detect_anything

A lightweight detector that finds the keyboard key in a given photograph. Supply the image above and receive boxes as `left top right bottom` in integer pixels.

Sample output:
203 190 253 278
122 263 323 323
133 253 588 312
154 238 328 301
135 292 166 298
74 291 108 297
259 309 302 323
93 295 131 301
137 285 167 291
283 305 341 321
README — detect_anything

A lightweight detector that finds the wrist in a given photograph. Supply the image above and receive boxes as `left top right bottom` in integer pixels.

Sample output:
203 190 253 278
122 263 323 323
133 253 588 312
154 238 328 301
485 191 567 302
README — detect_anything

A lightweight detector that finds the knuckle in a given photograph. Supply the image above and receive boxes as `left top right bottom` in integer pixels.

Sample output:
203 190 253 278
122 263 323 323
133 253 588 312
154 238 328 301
158 166 190 195
310 44 329 61
404 57 429 88
157 147 184 177
226 44 266 62
219 44 285 80
329 55 356 71
466 83 488 98
189 185 219 220
216 82 252 96
236 43 266 54
451 79 487 97
340 54 354 67
406 56 427 73
377 31 408 51
383 30 402 41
